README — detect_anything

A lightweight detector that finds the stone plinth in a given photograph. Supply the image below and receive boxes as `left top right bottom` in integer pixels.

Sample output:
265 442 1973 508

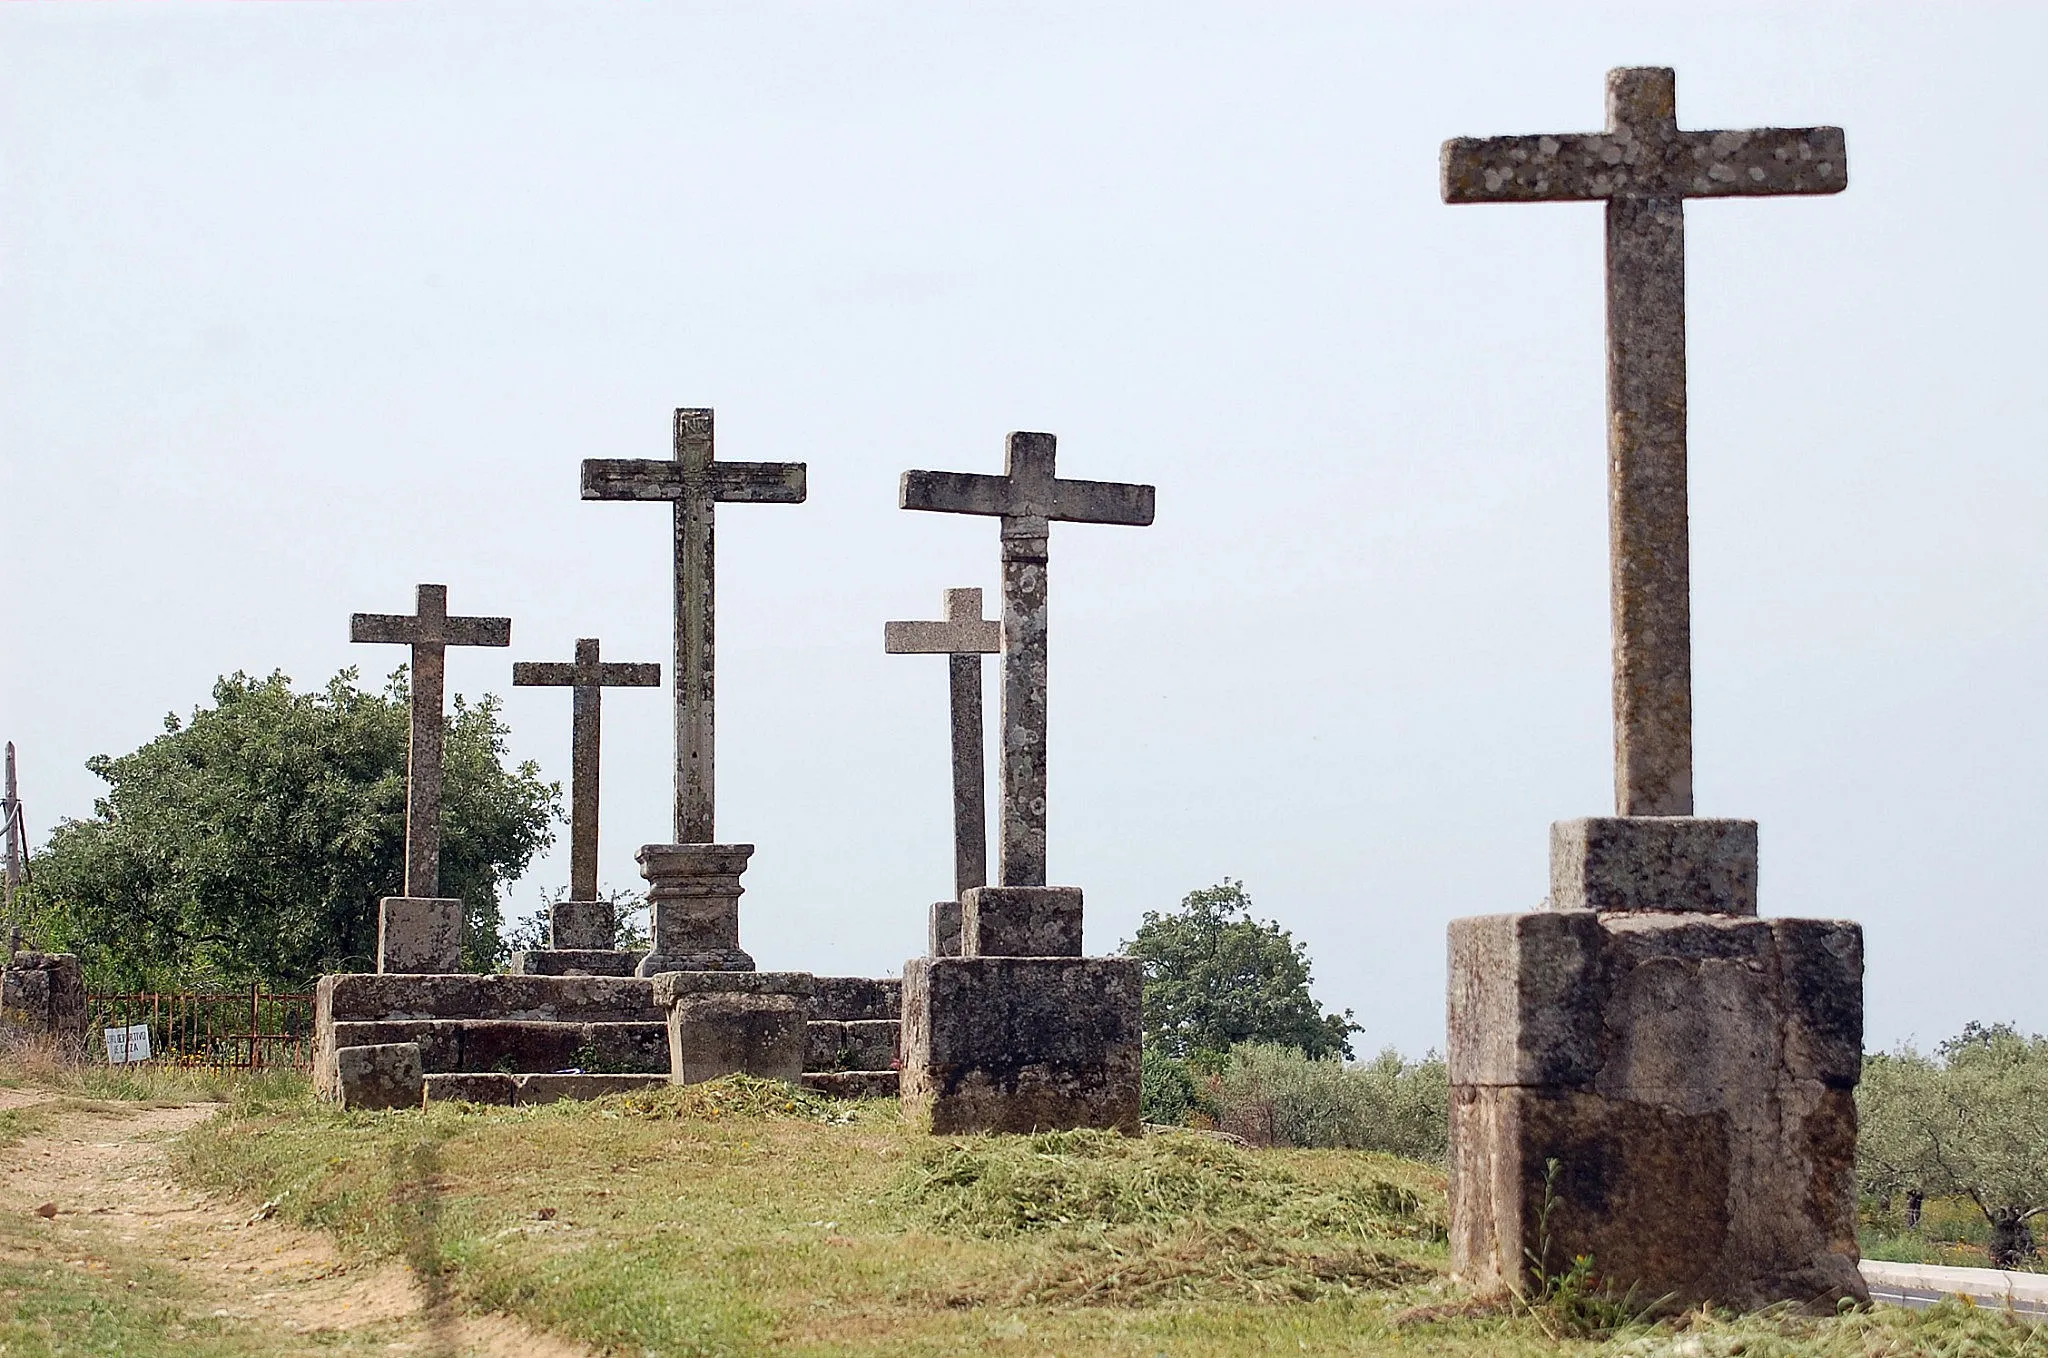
1448 852 1865 1309
0 952 86 1045
550 899 616 950
670 993 807 1083
378 898 463 974
333 1041 424 1110
929 901 963 957
509 949 645 977
900 956 1141 1135
1550 818 1758 915
961 886 1083 957
636 844 755 975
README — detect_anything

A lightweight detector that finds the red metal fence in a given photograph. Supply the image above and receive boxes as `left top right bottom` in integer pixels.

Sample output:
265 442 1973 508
88 986 316 1071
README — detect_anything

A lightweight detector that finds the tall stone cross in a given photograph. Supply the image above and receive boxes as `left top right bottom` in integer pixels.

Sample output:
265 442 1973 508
1442 67 1846 816
350 584 512 897
902 433 1154 887
581 408 806 845
885 588 1003 900
512 639 660 902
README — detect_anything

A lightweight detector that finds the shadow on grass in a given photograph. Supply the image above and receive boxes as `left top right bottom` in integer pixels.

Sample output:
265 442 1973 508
391 1129 460 1358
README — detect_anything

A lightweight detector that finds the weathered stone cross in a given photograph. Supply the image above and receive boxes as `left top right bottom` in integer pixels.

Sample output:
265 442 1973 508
1442 67 1846 816
885 588 1003 900
581 408 806 844
902 434 1154 886
512 639 660 903
350 584 512 897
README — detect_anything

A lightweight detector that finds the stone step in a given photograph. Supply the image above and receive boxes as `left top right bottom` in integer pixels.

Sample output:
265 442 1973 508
509 950 648 978
319 973 661 1023
425 1072 668 1106
801 1070 899 1099
804 1019 900 1073
328 1019 668 1074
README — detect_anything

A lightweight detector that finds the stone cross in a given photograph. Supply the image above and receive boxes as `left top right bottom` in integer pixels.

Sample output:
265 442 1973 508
901 434 1154 887
1442 67 1845 816
350 584 512 897
885 588 1003 900
512 639 660 903
581 408 806 844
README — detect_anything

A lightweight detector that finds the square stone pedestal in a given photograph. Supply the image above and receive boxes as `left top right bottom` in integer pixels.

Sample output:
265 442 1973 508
961 886 1083 956
378 898 463 974
901 955 1141 1135
1448 817 1865 1310
929 900 962 957
635 844 755 975
550 899 616 950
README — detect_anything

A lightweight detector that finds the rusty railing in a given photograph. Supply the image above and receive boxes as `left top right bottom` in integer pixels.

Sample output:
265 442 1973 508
88 986 316 1071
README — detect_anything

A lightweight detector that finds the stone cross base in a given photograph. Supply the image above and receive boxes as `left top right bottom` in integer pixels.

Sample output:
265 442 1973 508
378 897 464 974
550 899 617 950
961 886 1083 956
508 949 645 977
900 955 1141 1135
634 844 756 975
1448 820 1865 1309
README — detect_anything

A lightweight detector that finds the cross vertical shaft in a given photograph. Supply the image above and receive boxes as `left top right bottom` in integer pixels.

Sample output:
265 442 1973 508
947 652 986 899
999 507 1051 885
1608 186 1692 815
674 410 717 844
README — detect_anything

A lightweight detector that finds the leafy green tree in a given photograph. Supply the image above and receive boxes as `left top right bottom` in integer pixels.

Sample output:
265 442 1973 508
22 668 558 989
1859 1024 2048 1268
1123 880 1357 1062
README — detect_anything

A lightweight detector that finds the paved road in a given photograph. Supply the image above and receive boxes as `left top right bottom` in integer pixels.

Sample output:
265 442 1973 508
1861 1259 2048 1315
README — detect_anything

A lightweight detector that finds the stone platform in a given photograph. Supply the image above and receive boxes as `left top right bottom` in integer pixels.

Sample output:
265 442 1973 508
1448 817 1865 1310
315 970 903 1107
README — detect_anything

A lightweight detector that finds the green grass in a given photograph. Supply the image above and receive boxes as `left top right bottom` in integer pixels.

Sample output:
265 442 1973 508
153 1073 2048 1356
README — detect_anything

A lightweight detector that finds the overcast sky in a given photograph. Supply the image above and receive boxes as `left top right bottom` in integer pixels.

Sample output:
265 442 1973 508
5 3 2043 1056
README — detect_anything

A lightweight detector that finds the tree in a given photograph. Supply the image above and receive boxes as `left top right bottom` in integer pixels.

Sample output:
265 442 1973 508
23 669 558 990
1859 1024 2048 1268
1123 880 1358 1062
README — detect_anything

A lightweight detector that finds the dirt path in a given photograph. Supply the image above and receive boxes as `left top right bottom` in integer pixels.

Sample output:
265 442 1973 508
1 1093 592 1357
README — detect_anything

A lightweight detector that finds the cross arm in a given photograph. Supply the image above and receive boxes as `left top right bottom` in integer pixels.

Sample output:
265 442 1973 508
900 469 1011 517
512 662 575 687
884 619 1002 656
350 613 420 645
597 661 661 686
1050 477 1155 527
442 617 512 648
1442 127 1846 203
711 463 807 504
582 459 681 501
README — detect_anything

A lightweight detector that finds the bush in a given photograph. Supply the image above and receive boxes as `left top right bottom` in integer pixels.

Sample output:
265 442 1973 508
1210 1043 1448 1160
1140 1048 1208 1126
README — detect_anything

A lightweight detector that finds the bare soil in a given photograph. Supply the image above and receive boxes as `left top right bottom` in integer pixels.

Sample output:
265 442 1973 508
0 1091 591 1357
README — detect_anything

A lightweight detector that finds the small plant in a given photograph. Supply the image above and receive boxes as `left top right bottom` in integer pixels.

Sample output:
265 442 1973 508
1516 1158 1650 1339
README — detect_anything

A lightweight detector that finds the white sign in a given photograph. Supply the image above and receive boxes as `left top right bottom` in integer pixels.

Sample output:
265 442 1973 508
103 1024 152 1064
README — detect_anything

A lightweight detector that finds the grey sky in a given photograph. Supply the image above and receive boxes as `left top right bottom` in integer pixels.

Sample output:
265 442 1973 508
4 3 2041 1056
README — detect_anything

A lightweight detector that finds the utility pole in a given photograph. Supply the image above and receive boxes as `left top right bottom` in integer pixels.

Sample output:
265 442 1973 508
4 742 23 956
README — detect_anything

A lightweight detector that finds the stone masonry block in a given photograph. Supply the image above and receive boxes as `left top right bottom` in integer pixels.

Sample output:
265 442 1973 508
900 956 1140 1135
319 974 660 1023
378 897 464 973
803 1019 898 1072
930 900 963 957
960 886 1083 957
1449 907 1865 1309
550 899 616 951
0 953 86 1044
509 949 645 977
1549 818 1758 915
334 1042 424 1111
809 977 901 1023
669 993 807 1084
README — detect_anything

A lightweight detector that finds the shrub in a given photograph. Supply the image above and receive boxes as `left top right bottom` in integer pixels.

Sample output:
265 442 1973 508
1140 1047 1208 1125
1210 1043 1448 1160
